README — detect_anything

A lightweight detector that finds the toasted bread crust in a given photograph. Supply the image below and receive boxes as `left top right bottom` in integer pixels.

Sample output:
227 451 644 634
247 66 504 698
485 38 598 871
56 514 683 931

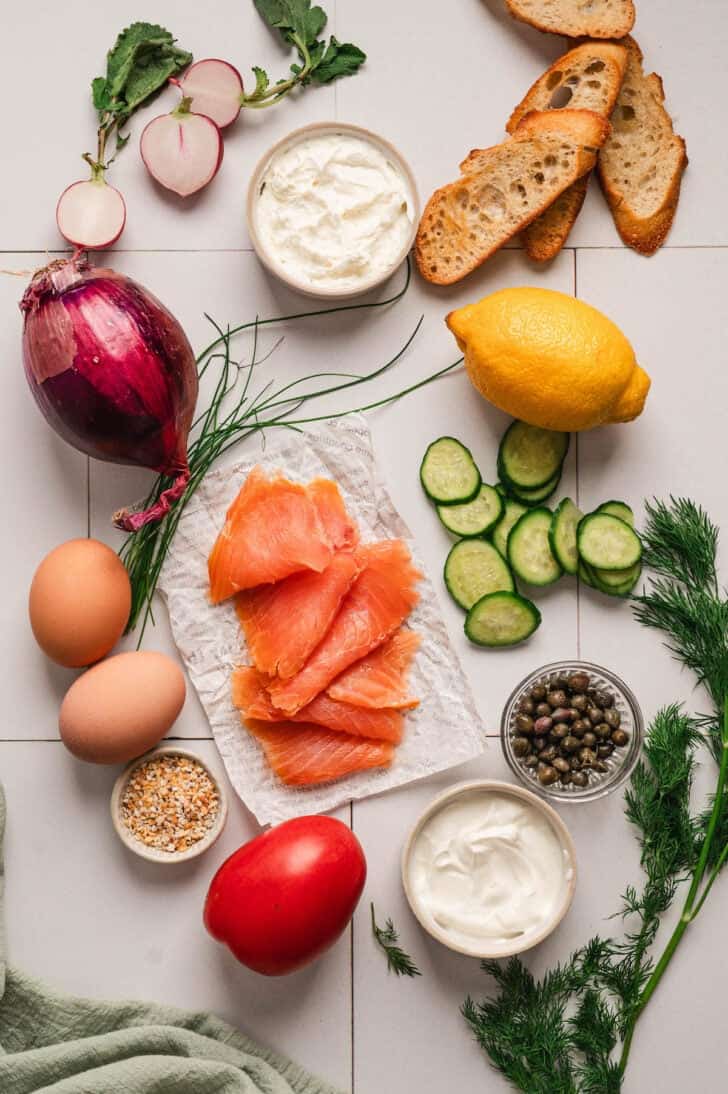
415 110 609 285
505 0 635 39
598 37 688 255
505 42 627 261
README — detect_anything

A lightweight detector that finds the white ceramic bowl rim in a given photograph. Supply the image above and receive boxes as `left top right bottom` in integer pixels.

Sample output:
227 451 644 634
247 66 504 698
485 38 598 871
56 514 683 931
110 745 228 864
401 779 577 959
246 120 420 300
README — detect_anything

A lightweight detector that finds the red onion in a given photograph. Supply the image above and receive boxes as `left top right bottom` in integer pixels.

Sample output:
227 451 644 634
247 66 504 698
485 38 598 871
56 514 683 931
20 255 198 532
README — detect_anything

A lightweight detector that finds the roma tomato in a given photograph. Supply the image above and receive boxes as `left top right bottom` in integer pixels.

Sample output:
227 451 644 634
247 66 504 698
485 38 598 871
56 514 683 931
204 815 366 976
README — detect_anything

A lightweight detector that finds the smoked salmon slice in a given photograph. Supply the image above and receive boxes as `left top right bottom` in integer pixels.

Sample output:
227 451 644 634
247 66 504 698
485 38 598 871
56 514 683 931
307 479 359 550
327 629 421 710
232 666 404 743
208 467 334 603
235 551 363 679
246 720 395 785
267 540 422 715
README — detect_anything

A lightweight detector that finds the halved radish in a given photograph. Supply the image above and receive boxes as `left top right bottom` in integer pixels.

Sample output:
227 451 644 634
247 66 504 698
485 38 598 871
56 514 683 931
140 101 224 197
56 178 127 249
179 59 243 129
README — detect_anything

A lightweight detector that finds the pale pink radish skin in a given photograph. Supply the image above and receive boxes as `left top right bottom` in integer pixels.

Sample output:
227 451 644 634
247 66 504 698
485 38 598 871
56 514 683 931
179 59 243 129
140 103 224 197
56 178 127 249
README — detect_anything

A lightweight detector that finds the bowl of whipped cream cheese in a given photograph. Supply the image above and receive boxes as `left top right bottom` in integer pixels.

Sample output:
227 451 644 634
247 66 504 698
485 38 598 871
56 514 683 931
247 122 419 299
402 780 577 959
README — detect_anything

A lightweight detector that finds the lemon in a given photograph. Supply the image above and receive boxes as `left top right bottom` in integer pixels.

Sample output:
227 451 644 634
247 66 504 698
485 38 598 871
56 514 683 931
446 287 651 431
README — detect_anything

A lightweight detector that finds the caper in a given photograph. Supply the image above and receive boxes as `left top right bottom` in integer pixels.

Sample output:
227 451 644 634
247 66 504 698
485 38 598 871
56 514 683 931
562 735 581 753
547 689 568 708
587 706 604 725
519 696 536 715
537 763 559 786
611 728 629 747
553 675 570 690
571 719 588 738
593 722 611 740
604 708 621 729
594 688 613 709
578 747 597 767
553 757 571 774
534 716 553 734
524 755 539 769
551 707 574 723
559 770 572 786
571 693 588 712
550 722 570 741
582 731 597 749
516 714 535 734
531 684 547 701
569 756 582 770
571 770 589 787
512 736 531 758
597 743 614 759
593 760 608 773
536 702 552 718
538 745 558 763
568 672 590 692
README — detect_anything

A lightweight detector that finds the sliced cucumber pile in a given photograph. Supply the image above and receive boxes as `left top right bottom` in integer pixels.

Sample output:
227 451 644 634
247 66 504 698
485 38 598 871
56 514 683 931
437 484 502 538
492 497 527 559
444 539 514 610
421 423 642 649
465 591 541 648
508 508 563 586
420 437 481 505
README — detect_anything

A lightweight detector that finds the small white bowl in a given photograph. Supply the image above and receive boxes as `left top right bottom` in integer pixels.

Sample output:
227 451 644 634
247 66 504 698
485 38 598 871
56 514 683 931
111 745 228 864
401 779 577 959
246 121 419 300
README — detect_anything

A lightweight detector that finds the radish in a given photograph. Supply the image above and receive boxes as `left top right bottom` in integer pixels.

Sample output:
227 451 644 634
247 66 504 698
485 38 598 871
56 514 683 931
140 90 224 198
179 59 243 129
56 178 127 249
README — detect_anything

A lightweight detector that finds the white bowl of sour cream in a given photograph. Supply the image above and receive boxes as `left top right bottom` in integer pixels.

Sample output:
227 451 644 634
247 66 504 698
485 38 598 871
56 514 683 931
247 122 419 299
402 780 577 959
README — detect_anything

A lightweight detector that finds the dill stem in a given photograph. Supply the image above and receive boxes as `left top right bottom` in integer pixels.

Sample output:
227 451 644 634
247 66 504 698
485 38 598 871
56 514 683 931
619 696 728 1076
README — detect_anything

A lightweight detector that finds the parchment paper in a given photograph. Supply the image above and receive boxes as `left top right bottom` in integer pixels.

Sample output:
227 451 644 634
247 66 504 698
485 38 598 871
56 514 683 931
157 416 486 825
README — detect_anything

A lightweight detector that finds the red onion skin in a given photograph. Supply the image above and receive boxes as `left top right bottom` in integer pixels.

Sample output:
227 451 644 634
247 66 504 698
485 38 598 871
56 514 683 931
20 257 198 531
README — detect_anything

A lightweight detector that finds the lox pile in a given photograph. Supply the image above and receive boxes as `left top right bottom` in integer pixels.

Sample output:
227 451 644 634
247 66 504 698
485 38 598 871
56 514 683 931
208 468 422 787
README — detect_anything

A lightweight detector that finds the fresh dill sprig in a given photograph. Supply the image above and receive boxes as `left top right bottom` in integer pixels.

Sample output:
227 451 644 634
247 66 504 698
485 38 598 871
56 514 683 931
370 903 421 978
464 497 728 1092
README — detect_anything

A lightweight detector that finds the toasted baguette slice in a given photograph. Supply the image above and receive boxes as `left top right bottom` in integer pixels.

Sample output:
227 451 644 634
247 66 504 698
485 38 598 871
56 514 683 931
416 110 609 285
505 0 634 39
598 37 688 255
505 41 628 261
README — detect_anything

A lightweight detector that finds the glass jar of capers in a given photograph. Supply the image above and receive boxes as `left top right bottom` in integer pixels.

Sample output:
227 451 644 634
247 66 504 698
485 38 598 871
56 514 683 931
501 662 644 803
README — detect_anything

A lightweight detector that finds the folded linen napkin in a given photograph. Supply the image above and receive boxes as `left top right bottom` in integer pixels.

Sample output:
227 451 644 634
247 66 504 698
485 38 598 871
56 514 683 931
0 784 341 1094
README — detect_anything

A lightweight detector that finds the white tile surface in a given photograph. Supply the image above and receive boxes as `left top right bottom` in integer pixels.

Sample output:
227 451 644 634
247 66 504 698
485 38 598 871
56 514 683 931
2 3 728 1093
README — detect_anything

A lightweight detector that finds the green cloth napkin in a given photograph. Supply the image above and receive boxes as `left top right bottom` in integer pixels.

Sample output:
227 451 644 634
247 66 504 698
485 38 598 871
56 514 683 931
0 784 342 1094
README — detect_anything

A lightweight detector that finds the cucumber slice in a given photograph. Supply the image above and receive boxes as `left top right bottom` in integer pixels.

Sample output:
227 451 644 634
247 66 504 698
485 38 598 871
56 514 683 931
549 498 582 575
578 558 599 589
444 539 514 610
492 498 527 559
437 484 502 538
594 561 642 589
465 591 541 647
578 513 642 571
504 469 561 507
420 437 481 505
508 508 562 586
498 421 569 490
596 500 634 527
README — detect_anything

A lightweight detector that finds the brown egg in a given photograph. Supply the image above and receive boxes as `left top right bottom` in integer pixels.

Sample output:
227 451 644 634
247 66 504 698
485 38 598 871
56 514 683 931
29 538 131 667
59 651 186 763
